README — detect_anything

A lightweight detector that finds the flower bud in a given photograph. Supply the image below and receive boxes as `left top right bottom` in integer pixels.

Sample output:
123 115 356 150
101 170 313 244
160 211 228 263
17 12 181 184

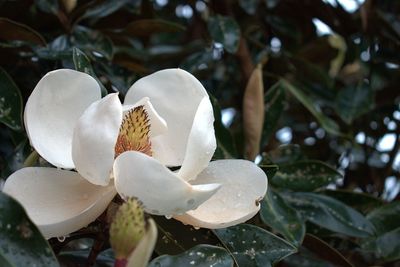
109 198 146 260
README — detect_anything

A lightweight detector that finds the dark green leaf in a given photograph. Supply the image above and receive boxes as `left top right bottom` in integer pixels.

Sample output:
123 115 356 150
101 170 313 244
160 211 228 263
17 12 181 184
153 216 219 256
271 160 342 191
261 82 285 146
0 192 58 266
124 19 186 37
82 0 131 21
35 35 71 60
180 50 214 74
259 164 279 179
58 248 114 267
210 95 238 158
362 227 400 262
285 192 375 238
208 16 240 54
72 26 113 60
149 245 233 267
214 224 296 267
367 201 400 235
239 0 259 15
302 234 354 267
0 18 46 46
0 67 23 131
322 189 384 214
282 80 342 136
72 47 107 96
260 189 305 246
267 144 304 164
335 84 374 124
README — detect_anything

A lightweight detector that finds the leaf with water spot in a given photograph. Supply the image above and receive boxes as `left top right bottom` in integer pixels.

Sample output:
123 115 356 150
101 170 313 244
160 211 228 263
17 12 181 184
214 224 296 267
285 192 375 238
208 16 241 54
282 80 342 136
366 201 400 235
148 244 233 267
361 227 400 262
261 82 286 147
0 67 23 131
260 189 305 246
0 192 58 266
271 160 342 191
72 47 107 96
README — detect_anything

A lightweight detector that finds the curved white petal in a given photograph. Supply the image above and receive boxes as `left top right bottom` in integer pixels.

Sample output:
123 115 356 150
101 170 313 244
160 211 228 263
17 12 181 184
124 69 208 166
122 97 167 138
25 69 101 168
72 93 122 186
174 160 268 229
3 167 116 238
127 219 157 267
113 151 221 216
177 97 216 181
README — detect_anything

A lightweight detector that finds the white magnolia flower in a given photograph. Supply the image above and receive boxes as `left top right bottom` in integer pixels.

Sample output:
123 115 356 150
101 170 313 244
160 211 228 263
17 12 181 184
3 68 268 238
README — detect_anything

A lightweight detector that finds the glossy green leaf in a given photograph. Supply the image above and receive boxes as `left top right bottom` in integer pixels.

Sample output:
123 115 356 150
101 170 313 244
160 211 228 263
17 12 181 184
208 16 240 54
260 189 305 246
149 245 233 267
282 80 342 136
210 94 238 158
302 234 354 267
267 144 304 164
259 164 279 179
271 160 342 191
0 192 58 266
0 67 23 131
153 216 219 256
82 0 131 21
335 85 374 124
322 189 384 214
261 82 285 146
72 26 113 60
214 224 296 267
58 248 114 266
367 201 400 235
124 19 186 37
362 227 400 262
72 47 107 96
285 192 375 238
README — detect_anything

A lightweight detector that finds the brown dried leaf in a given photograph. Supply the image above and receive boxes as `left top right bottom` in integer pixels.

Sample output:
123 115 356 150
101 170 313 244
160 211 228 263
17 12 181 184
243 64 264 160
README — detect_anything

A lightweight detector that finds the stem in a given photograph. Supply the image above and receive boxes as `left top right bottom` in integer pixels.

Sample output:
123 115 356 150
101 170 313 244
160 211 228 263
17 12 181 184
23 150 39 167
114 258 127 267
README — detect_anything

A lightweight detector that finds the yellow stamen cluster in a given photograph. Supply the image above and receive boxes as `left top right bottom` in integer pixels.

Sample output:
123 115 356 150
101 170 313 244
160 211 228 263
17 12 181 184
114 105 152 158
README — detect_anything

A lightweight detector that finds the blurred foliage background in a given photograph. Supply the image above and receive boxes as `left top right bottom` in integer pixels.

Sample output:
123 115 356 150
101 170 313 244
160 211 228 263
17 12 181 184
1 0 400 266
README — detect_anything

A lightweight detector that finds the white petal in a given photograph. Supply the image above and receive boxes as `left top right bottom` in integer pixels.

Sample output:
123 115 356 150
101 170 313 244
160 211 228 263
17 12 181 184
25 69 101 168
124 69 208 166
122 97 167 138
126 219 157 267
177 97 216 181
113 151 221 216
72 94 122 186
174 160 268 228
3 167 116 238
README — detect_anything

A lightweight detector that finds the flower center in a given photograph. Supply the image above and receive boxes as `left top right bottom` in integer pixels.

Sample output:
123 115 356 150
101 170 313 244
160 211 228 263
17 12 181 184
114 105 152 158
